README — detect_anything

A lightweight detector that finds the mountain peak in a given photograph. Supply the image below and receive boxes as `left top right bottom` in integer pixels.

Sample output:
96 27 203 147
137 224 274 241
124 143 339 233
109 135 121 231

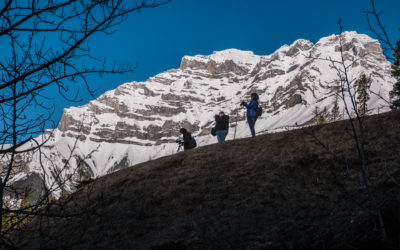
290 38 314 48
211 48 254 57
180 49 260 71
316 31 380 45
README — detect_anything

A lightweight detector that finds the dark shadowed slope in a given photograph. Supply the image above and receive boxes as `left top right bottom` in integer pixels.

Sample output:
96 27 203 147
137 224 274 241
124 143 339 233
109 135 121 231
9 111 400 249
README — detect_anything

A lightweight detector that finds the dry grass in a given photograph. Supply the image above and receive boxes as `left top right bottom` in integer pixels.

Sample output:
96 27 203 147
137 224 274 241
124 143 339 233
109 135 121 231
7 111 400 249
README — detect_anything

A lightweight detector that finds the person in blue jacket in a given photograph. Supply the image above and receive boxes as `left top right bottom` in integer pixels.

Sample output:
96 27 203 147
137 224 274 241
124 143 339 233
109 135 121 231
241 93 259 137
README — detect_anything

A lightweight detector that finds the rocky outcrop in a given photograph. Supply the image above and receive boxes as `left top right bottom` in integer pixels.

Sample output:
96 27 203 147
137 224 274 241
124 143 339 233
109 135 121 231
270 73 309 110
287 64 299 73
161 93 205 103
181 58 249 75
284 40 312 57
6 173 45 204
286 94 303 108
58 113 91 135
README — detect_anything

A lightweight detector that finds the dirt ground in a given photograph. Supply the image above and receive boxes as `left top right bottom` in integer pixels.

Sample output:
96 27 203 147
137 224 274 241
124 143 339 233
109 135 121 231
7 111 400 249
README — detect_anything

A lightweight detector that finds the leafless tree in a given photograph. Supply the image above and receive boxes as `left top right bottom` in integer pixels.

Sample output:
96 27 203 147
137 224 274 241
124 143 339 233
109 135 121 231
0 0 170 247
364 0 398 60
302 0 399 245
324 19 386 240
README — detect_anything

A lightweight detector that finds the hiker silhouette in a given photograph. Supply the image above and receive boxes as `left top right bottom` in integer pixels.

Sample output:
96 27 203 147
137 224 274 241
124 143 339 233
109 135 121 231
214 111 229 143
178 128 197 150
241 93 259 137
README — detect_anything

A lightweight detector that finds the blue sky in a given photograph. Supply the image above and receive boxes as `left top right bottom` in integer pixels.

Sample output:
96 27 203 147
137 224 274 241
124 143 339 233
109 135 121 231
42 0 400 126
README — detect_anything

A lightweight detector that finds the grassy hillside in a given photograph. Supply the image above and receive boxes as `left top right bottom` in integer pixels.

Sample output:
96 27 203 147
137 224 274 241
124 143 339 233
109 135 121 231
7 111 400 249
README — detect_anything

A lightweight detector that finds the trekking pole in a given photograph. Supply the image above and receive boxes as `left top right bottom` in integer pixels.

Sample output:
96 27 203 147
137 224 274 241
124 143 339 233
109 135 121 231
175 136 182 152
233 103 240 140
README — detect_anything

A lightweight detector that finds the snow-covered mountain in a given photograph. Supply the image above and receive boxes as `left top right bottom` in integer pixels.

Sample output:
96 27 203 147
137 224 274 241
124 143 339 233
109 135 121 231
7 31 395 200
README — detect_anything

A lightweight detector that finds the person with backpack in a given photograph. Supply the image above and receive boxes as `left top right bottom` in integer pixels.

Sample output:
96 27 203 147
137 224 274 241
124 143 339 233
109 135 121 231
214 111 229 143
179 128 197 150
241 93 260 137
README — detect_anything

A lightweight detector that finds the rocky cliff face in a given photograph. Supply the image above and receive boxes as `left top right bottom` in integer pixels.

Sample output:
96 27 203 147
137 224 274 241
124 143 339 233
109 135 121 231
8 31 395 198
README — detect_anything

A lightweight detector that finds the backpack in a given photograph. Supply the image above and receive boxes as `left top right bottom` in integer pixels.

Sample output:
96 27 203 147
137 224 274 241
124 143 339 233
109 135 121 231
183 133 197 150
211 127 216 136
256 106 263 117
188 136 197 149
